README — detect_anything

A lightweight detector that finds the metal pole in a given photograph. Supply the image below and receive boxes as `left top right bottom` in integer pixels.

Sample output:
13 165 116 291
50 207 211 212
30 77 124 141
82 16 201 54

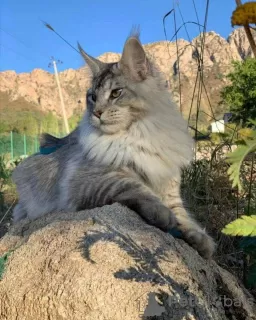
35 136 38 152
10 131 13 161
24 134 27 156
52 60 70 134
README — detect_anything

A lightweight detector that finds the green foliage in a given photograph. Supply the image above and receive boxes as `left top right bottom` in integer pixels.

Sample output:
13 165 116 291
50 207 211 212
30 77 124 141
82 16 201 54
1 107 42 135
0 251 11 280
208 122 253 145
189 112 208 130
0 87 80 138
246 262 256 288
238 127 255 140
0 110 79 157
240 236 256 254
222 213 256 289
220 58 256 126
226 122 256 191
210 132 229 144
14 112 39 135
0 156 10 181
223 117 256 288
0 156 11 212
41 112 60 135
0 133 39 158
1 105 64 137
240 236 256 288
0 122 10 134
222 215 256 236
0 248 17 280
68 114 82 131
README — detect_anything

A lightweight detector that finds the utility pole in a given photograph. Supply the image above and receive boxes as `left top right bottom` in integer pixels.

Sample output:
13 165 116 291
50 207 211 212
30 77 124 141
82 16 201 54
49 58 70 134
37 96 43 135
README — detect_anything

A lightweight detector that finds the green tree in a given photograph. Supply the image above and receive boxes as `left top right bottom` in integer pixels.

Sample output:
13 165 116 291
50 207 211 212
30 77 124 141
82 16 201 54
24 114 39 136
68 114 82 131
41 112 59 136
14 113 39 135
0 122 10 134
223 119 256 288
220 58 256 126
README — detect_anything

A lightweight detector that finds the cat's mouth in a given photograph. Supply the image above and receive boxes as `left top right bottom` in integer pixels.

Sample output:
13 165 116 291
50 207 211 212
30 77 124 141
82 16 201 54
92 114 118 125
92 111 102 119
91 113 123 133
91 113 101 123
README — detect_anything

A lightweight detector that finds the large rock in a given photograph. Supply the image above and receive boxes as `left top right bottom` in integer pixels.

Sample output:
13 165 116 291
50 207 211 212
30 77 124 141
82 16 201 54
0 203 255 320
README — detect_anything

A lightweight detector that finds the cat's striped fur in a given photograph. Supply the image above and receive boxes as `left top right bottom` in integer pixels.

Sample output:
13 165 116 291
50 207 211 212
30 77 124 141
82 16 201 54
12 32 215 258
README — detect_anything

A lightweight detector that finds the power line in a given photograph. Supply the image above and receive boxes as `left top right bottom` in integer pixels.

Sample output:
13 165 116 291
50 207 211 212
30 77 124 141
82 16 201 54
0 43 36 62
201 0 210 66
177 5 192 43
192 0 203 36
0 27 49 60
163 9 175 62
194 0 210 146
172 4 182 113
162 0 232 140
0 28 31 49
162 5 210 118
170 21 204 43
41 20 80 54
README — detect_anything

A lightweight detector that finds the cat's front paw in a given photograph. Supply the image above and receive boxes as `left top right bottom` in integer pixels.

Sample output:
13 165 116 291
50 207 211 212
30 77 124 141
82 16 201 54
183 229 215 259
134 200 177 231
155 204 178 231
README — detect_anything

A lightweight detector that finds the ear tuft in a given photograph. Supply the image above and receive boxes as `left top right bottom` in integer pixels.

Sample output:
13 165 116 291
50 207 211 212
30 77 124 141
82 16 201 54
77 42 106 75
119 34 150 81
128 25 141 40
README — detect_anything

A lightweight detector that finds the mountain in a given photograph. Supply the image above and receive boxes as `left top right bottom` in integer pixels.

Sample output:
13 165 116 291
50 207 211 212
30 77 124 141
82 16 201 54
0 28 255 127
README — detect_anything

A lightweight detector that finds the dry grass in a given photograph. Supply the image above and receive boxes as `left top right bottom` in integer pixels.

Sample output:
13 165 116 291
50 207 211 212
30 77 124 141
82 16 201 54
181 142 256 290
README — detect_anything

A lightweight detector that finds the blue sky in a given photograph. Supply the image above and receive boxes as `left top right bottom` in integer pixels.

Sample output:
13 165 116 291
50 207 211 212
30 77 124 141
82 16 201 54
0 0 237 73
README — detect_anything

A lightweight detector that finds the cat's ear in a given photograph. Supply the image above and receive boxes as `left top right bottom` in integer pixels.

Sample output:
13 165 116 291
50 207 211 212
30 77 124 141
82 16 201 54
77 42 105 75
119 36 150 81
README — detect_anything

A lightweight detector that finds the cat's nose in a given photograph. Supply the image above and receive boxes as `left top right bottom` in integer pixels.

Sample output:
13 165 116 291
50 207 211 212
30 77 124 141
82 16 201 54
93 110 103 119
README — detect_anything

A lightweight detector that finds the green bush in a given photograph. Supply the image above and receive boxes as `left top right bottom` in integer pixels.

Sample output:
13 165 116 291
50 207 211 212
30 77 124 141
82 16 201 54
223 119 256 288
0 156 11 212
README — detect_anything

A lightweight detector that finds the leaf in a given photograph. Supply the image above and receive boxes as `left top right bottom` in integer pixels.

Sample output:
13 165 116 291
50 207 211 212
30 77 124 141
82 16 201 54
222 215 256 237
226 133 256 190
0 251 11 280
239 236 256 255
248 118 256 126
246 262 256 288
239 236 256 248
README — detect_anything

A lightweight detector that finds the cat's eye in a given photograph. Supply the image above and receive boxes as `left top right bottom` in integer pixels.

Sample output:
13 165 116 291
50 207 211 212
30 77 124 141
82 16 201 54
110 88 123 99
91 93 97 102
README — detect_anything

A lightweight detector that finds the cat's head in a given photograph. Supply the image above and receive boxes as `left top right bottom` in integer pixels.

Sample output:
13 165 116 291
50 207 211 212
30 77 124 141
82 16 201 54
78 32 163 134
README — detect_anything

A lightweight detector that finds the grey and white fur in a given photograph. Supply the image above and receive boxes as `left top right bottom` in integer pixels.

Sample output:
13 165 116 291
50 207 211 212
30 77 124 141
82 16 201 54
12 31 215 258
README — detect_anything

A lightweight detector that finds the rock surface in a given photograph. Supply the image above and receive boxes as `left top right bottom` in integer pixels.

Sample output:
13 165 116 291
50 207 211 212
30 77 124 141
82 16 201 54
0 203 255 320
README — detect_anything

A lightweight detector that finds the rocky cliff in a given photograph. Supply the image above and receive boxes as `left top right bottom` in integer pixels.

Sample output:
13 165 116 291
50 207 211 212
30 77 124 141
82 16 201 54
0 28 255 124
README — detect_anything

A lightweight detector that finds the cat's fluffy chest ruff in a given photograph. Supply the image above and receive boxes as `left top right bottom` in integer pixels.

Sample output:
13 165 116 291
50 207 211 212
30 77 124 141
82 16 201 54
80 123 192 188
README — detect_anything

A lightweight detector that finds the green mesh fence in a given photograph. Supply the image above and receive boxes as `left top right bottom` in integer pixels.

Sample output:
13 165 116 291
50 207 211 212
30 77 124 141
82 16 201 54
0 132 40 160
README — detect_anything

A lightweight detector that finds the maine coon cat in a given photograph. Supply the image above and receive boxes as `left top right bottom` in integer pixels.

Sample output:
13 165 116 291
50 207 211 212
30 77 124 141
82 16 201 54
12 32 215 258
